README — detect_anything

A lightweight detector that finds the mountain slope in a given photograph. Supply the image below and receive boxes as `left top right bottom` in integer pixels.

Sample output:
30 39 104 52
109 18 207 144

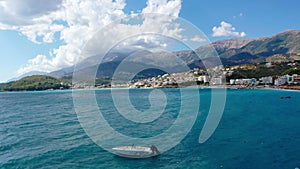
191 30 300 65
48 30 300 79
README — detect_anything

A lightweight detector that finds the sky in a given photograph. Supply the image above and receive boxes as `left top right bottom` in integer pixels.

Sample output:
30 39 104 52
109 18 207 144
0 0 300 82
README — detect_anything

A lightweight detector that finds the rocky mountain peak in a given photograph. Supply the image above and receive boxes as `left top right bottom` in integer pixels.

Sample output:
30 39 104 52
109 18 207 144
212 38 254 50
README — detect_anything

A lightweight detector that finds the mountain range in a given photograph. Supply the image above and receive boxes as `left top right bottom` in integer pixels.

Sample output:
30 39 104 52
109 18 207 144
10 30 300 82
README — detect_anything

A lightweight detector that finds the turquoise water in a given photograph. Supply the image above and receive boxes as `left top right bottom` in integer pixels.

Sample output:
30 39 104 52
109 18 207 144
0 88 299 168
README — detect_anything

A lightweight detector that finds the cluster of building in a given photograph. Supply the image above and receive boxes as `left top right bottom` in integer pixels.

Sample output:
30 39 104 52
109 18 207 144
274 74 300 86
129 68 226 88
129 72 193 88
229 78 258 86
72 63 300 89
229 74 300 86
129 66 300 88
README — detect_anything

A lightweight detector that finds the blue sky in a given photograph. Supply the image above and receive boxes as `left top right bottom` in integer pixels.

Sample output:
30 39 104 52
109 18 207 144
0 0 300 82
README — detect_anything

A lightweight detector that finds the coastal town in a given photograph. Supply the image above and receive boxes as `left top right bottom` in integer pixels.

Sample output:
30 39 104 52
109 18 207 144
91 62 300 90
3 62 299 92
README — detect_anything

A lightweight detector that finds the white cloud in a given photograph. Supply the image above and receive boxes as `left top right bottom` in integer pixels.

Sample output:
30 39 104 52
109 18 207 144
0 0 62 26
81 13 185 57
0 0 186 76
190 35 206 42
17 55 56 75
142 0 181 17
0 0 127 75
124 35 169 49
212 21 246 37
233 12 243 19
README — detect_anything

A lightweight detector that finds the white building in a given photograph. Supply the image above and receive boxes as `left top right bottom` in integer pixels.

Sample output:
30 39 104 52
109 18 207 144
211 76 225 85
274 77 287 86
259 76 273 84
285 75 293 84
230 78 257 85
274 75 294 86
265 62 272 68
234 79 244 85
230 79 235 85
293 74 300 84
198 75 209 83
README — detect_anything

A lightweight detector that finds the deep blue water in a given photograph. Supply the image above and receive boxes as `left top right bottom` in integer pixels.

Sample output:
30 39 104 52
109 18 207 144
0 88 299 169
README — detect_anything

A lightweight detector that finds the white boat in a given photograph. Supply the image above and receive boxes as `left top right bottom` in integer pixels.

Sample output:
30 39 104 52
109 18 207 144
112 145 160 158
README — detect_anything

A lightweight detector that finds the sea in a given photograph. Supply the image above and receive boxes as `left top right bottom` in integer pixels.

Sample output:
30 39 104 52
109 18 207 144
0 88 299 169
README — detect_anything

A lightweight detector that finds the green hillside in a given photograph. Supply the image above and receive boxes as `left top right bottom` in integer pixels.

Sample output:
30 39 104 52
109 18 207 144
227 62 300 81
0 75 71 91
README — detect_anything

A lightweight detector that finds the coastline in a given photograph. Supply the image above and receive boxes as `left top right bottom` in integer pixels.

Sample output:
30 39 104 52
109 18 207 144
2 83 300 93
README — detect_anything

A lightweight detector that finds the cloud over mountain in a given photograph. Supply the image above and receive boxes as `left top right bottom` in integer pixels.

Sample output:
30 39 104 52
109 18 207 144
212 21 246 37
0 0 187 76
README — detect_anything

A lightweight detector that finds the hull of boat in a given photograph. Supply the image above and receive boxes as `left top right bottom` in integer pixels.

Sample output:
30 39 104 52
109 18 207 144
112 146 157 158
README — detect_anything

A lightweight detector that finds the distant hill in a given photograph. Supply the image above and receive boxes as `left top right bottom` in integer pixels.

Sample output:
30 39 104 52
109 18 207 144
8 71 46 82
0 75 70 91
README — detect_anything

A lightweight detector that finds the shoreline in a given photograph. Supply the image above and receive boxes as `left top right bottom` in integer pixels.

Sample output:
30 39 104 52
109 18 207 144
1 85 300 93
